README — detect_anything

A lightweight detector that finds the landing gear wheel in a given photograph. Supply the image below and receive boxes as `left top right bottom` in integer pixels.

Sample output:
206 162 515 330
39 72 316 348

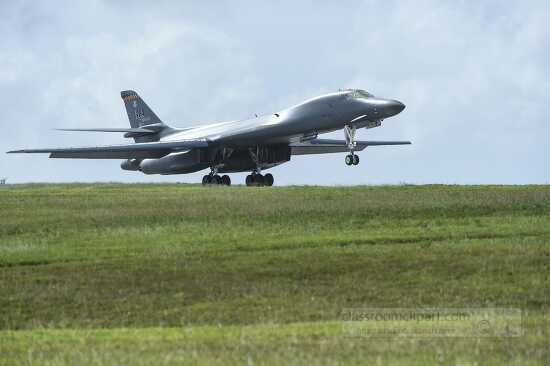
345 154 353 166
246 174 253 186
221 175 231 186
353 154 360 165
211 175 221 185
254 174 264 186
264 173 274 186
202 175 210 185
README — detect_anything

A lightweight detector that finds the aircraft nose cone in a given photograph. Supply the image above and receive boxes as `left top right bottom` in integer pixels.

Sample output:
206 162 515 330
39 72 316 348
387 99 406 116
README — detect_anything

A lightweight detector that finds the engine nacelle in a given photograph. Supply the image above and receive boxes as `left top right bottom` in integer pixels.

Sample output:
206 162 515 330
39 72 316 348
120 159 141 171
139 150 208 175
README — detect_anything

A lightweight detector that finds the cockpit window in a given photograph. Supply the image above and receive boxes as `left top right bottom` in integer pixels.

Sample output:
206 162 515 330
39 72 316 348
353 89 374 99
340 88 374 99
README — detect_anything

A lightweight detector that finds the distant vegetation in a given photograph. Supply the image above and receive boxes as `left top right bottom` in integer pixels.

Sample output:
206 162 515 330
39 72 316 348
1 184 549 365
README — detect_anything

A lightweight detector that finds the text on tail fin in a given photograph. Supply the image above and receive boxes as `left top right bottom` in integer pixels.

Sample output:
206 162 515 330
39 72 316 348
120 90 163 129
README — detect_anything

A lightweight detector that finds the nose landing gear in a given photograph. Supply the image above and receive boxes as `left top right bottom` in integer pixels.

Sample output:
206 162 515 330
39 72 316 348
344 124 361 166
345 154 359 166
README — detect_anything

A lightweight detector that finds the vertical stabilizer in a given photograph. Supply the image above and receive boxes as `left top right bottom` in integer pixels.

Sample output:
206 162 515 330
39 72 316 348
120 90 163 128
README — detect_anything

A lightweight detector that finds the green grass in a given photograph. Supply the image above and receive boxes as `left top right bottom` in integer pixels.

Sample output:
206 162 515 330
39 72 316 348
1 184 549 364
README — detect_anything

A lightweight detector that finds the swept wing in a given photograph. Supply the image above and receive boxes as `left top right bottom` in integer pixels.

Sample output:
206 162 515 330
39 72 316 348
290 139 411 155
7 140 208 159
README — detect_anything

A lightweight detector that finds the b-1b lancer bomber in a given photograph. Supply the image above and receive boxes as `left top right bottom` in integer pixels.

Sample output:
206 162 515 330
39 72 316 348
8 89 410 186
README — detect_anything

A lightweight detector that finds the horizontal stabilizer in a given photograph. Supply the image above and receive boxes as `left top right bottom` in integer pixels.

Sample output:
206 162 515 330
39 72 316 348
291 139 411 155
56 122 165 135
7 140 208 159
56 127 156 133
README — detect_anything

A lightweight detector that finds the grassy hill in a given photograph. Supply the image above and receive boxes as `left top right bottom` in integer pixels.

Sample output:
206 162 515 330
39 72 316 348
0 184 549 365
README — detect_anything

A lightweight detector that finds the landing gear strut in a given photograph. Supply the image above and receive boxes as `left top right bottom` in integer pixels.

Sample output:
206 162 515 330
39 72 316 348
245 146 274 187
344 124 360 166
202 169 231 186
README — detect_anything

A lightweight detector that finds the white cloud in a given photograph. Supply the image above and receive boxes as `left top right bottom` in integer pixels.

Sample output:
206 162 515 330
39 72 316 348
1 0 548 183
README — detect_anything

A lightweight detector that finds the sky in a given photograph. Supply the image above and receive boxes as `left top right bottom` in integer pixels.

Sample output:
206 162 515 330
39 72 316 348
1 0 549 185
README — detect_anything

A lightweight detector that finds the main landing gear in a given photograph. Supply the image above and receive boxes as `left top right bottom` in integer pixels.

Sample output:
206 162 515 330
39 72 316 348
245 147 274 186
202 173 231 186
245 173 274 187
344 124 361 166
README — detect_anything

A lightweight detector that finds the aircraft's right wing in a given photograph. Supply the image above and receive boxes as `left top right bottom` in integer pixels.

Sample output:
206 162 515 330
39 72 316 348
7 140 208 159
290 139 411 155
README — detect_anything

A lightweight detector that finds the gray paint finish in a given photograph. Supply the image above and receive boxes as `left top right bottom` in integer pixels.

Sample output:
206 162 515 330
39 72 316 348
8 89 409 180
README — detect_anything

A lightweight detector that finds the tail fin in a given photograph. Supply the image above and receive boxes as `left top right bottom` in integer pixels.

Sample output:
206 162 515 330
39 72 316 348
120 90 163 128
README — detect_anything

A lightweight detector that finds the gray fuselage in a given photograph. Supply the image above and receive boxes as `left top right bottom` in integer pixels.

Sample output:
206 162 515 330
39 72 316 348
162 90 405 147
136 89 405 175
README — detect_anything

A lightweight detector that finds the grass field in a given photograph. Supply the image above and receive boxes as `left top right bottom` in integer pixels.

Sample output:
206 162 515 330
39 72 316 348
0 184 549 365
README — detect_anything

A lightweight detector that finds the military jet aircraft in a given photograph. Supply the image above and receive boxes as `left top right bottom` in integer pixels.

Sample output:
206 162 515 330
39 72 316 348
8 89 410 186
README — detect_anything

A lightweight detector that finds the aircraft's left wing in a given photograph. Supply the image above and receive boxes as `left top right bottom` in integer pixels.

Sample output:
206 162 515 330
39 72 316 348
290 139 411 155
7 140 208 159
